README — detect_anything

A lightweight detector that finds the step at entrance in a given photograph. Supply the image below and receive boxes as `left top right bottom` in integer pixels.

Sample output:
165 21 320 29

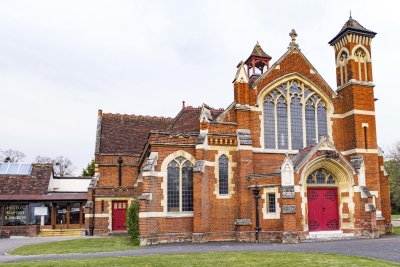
38 229 82 237
302 230 368 242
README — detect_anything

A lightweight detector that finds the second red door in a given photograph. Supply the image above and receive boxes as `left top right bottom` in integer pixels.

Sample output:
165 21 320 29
112 201 127 231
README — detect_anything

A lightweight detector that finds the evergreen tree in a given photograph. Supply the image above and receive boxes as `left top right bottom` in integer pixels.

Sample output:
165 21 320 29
126 199 140 245
82 159 95 176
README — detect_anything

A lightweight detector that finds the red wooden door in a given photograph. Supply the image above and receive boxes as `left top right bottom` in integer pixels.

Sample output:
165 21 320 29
112 201 127 231
307 188 339 231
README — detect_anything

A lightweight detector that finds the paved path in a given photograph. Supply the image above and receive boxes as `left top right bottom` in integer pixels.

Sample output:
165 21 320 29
0 236 83 255
1 235 400 263
392 220 400 227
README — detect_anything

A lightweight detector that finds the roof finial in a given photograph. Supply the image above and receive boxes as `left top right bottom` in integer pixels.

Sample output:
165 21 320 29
288 29 300 51
349 10 352 19
182 100 185 109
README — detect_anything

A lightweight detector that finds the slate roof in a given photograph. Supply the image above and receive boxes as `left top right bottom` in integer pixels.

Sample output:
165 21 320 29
98 113 173 155
329 16 377 45
0 164 52 196
290 145 315 168
246 42 272 61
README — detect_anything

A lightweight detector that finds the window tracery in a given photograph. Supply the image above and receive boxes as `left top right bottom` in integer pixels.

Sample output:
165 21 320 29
354 48 368 81
306 169 336 184
263 80 329 150
339 51 348 85
167 157 193 212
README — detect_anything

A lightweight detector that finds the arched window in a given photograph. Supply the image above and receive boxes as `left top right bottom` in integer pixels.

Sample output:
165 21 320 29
355 48 368 82
167 156 193 212
263 80 329 150
339 51 348 85
218 155 229 194
306 169 336 184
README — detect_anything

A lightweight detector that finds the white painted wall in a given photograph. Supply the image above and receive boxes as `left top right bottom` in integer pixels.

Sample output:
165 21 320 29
48 176 91 192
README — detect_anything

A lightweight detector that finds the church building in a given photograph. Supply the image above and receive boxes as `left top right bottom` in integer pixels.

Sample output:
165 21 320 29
86 17 392 244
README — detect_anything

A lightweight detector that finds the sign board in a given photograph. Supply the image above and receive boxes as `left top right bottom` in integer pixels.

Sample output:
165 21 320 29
34 207 48 216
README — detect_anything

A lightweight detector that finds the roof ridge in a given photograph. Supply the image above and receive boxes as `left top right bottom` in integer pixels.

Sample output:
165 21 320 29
103 113 173 121
183 105 224 111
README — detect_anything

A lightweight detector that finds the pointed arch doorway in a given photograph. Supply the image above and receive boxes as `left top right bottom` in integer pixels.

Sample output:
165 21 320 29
306 169 339 231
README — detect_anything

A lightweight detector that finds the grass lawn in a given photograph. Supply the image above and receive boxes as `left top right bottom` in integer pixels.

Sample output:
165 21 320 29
1 252 399 267
394 226 400 234
9 237 138 256
392 214 400 220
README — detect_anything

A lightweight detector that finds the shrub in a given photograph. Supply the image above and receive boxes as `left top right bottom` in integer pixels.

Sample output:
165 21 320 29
126 199 140 245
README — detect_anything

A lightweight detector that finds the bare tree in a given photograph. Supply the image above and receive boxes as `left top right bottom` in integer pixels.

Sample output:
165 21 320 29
1 149 26 163
34 155 53 164
34 155 76 177
53 156 75 177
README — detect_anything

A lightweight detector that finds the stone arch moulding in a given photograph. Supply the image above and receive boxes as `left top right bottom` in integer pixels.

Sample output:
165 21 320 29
299 156 356 232
300 156 355 186
336 47 350 66
351 44 371 62
257 73 335 151
257 73 335 110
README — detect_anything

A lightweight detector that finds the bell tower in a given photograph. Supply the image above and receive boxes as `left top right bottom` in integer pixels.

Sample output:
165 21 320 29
329 16 385 220
329 14 377 87
244 42 272 84
329 15 377 153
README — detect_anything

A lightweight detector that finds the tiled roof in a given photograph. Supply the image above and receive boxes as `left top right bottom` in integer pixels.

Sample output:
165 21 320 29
99 113 173 155
0 164 52 196
0 193 87 201
329 16 376 45
98 106 223 155
166 106 223 133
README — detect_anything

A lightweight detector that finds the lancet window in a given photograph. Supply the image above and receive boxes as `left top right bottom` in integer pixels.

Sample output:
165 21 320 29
167 156 193 212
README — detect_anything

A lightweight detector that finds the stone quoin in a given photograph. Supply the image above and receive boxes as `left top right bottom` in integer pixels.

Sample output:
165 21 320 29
85 16 392 244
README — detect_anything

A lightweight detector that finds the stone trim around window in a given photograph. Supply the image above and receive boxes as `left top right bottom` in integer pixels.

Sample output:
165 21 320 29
213 150 236 199
262 187 281 219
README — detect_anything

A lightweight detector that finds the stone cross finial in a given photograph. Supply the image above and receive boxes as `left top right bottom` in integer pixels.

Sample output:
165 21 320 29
289 29 297 42
288 29 300 51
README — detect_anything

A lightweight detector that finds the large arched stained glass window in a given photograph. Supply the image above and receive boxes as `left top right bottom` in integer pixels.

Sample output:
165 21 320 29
290 96 303 150
167 156 193 212
218 155 229 195
263 80 329 150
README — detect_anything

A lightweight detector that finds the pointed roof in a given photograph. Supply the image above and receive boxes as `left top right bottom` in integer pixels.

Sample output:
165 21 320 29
290 137 355 174
329 16 377 45
251 43 336 97
245 42 272 63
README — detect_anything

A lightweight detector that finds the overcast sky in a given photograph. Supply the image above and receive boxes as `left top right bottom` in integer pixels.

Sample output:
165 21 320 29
0 0 399 174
